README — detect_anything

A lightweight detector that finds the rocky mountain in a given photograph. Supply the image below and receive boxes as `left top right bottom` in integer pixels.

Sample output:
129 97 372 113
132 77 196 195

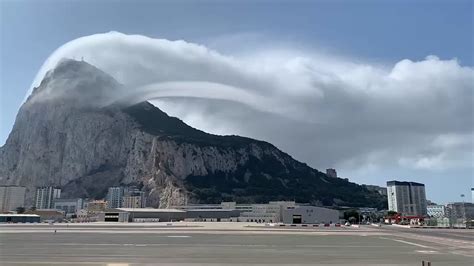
0 59 386 209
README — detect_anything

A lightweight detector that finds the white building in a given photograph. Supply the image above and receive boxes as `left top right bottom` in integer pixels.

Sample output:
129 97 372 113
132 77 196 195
471 188 474 203
0 186 26 212
35 187 61 209
106 187 125 208
427 205 446 218
387 181 427 216
53 198 85 215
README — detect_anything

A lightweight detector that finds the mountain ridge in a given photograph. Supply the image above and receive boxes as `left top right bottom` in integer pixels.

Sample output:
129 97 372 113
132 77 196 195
0 59 386 209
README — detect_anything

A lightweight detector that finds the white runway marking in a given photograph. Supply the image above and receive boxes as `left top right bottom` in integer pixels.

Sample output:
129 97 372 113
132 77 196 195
415 250 439 254
380 237 431 248
166 235 191 238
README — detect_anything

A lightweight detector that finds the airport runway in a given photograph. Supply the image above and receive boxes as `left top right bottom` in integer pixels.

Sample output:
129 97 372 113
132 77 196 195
0 223 473 265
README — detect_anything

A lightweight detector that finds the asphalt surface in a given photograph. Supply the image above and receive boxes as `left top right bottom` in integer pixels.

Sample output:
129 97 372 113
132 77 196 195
0 223 473 265
378 226 474 242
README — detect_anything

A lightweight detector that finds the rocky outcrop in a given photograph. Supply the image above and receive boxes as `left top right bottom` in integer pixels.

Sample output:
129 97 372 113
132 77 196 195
0 60 387 209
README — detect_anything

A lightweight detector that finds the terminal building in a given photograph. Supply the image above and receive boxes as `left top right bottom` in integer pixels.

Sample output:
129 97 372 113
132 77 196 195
99 201 340 224
98 208 186 222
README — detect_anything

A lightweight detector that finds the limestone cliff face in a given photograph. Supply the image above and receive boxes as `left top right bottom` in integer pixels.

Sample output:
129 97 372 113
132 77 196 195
0 60 386 209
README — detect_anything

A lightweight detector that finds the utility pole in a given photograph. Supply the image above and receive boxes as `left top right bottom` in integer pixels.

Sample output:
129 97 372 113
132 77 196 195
461 194 466 228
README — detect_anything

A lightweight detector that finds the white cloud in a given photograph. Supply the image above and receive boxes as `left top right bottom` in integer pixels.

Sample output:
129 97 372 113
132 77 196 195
28 31 474 178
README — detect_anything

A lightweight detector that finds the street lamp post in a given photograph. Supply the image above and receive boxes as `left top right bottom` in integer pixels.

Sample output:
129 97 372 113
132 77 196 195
461 194 466 228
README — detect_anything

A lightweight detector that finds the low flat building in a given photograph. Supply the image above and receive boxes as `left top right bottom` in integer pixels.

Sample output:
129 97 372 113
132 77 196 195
87 200 107 213
0 214 40 223
100 208 241 223
282 206 339 224
54 198 85 216
24 209 64 222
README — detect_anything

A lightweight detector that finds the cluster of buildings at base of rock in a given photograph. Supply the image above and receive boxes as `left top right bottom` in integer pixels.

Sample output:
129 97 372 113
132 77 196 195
1 173 473 227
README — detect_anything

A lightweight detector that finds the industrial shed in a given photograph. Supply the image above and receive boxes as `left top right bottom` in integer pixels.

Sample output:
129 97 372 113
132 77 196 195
282 206 339 224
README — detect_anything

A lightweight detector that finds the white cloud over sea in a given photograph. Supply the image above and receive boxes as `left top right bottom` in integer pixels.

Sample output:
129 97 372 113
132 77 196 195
29 32 474 185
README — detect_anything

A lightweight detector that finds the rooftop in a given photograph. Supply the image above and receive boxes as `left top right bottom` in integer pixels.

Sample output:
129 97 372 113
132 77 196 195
386 180 425 187
0 214 40 217
116 208 185 213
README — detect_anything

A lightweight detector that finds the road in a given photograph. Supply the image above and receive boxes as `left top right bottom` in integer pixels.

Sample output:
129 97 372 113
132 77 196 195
0 223 473 265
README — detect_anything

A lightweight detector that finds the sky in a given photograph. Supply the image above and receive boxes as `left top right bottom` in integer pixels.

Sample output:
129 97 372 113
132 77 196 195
0 0 473 204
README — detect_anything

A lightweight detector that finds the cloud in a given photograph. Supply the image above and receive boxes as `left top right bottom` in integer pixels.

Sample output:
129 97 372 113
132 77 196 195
29 31 474 179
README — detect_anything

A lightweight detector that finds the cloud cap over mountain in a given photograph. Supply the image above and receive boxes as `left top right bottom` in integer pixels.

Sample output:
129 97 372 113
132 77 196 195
29 32 474 198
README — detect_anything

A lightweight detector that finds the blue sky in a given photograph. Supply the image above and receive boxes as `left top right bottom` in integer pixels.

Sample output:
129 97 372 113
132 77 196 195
1 0 473 203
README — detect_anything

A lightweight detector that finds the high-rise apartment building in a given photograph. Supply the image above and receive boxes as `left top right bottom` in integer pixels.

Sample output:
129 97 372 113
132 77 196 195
106 187 125 208
35 187 61 209
387 181 427 216
107 186 146 208
0 186 26 212
122 188 146 208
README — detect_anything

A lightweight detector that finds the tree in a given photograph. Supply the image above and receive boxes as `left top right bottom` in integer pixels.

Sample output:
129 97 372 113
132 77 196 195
16 207 25 214
344 210 360 223
387 211 398 216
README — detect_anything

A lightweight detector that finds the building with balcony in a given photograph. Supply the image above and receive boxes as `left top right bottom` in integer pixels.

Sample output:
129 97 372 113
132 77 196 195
35 187 61 209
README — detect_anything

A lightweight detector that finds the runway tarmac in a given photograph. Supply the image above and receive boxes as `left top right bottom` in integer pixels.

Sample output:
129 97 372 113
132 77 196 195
0 223 472 265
